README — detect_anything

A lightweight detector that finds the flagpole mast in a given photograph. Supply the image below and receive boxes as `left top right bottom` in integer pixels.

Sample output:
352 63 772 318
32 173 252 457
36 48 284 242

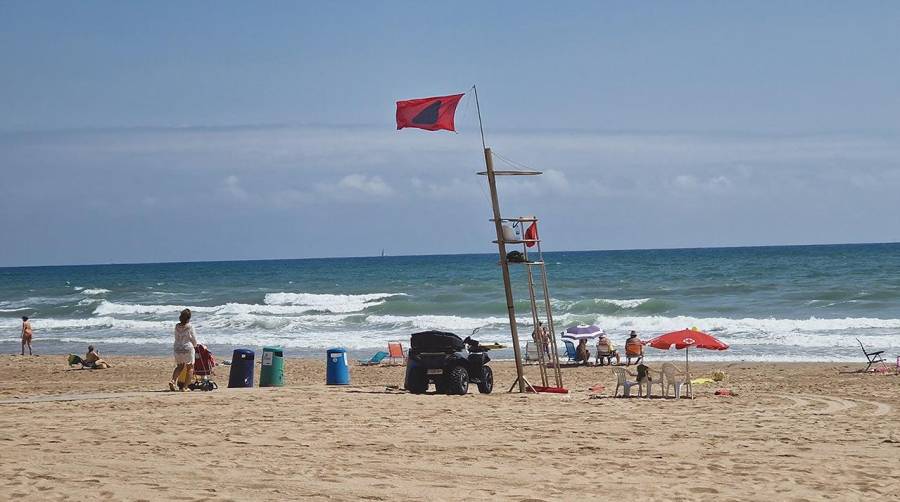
473 85 527 393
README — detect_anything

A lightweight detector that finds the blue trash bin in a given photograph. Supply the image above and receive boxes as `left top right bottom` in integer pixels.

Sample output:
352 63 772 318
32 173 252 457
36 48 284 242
228 349 255 388
326 348 350 385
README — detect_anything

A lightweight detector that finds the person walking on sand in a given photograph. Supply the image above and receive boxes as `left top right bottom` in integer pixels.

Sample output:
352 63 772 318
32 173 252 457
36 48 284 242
169 309 198 391
21 316 33 355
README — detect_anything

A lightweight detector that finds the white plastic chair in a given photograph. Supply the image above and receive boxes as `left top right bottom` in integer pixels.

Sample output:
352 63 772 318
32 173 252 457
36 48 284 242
524 342 540 364
661 362 688 398
612 367 640 397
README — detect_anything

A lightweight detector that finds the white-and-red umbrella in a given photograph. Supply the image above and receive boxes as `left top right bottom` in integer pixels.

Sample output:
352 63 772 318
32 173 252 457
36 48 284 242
647 328 728 397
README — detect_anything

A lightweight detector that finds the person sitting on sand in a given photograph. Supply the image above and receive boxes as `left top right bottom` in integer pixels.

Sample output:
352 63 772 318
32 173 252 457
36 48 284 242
69 345 111 369
575 339 591 365
625 331 644 365
170 308 198 391
595 334 620 366
21 316 33 356
83 345 110 368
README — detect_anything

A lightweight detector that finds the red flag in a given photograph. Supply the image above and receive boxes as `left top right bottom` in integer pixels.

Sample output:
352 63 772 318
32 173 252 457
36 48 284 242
524 222 538 247
396 93 464 132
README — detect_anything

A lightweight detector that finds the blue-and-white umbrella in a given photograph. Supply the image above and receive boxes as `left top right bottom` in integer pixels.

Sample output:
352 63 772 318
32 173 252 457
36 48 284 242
562 324 605 340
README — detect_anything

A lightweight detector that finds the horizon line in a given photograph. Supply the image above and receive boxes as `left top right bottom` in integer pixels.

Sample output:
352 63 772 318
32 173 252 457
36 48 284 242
2 239 897 271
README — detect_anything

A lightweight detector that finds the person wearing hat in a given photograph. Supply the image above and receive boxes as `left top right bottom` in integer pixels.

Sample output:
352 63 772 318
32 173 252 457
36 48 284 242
625 331 644 365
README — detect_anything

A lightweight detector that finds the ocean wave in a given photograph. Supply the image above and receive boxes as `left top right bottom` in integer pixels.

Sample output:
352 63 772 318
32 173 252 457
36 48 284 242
93 300 371 317
600 298 650 309
553 297 668 315
263 292 407 313
82 288 111 295
5 308 900 354
0 316 169 331
364 314 519 332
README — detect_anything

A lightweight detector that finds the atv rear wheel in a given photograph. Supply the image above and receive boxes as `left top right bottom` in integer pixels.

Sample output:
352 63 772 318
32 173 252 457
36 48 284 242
405 369 428 394
477 365 493 394
447 365 469 395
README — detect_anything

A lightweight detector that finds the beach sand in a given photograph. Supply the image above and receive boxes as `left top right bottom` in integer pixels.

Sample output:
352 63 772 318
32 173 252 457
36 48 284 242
1 355 898 501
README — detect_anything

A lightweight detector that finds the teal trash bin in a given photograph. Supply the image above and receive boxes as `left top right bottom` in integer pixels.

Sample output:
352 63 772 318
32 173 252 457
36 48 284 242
326 348 350 385
259 346 284 387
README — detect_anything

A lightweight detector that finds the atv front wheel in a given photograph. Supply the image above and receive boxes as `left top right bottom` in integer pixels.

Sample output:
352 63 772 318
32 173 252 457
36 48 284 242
477 366 493 394
447 365 469 395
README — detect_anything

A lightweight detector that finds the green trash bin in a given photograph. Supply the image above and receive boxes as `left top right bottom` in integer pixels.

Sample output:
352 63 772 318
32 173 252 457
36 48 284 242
259 346 284 387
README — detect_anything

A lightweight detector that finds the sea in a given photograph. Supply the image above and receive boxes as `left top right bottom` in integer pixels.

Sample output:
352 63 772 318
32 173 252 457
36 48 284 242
2 243 899 363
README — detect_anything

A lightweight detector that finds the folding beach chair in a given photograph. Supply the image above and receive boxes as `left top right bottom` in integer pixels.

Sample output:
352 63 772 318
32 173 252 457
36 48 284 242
856 338 887 372
387 341 406 365
563 340 577 362
357 351 389 366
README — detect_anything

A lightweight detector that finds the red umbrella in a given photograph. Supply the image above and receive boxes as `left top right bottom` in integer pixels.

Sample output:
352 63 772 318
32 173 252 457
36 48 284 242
647 328 729 351
647 328 728 398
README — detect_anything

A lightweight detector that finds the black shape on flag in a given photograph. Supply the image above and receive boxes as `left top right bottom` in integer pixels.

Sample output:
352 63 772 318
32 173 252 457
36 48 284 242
412 100 442 124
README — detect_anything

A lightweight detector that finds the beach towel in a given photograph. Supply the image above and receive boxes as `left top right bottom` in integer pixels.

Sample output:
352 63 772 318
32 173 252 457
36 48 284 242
691 377 715 385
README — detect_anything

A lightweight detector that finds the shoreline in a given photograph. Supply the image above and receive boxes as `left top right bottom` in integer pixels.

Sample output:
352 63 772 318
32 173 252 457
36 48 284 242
2 343 885 364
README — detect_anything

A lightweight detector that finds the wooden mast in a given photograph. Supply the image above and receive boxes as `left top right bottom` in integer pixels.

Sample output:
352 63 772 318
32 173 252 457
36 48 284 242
474 86 527 393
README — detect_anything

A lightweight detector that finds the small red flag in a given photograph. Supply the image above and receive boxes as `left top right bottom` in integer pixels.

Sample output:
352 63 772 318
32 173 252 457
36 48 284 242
524 222 538 247
396 93 464 132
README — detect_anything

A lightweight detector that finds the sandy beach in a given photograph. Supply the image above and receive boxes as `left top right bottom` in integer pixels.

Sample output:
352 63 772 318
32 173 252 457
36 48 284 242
1 355 898 501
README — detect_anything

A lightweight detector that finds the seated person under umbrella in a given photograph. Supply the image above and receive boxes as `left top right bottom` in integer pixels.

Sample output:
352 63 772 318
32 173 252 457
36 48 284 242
575 339 591 365
595 334 620 366
625 331 644 365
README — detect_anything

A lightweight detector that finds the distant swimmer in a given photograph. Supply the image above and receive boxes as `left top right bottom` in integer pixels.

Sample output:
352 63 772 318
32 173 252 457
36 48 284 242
21 316 33 355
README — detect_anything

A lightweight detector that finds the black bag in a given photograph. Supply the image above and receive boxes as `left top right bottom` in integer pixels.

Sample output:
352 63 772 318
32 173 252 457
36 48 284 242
506 251 525 263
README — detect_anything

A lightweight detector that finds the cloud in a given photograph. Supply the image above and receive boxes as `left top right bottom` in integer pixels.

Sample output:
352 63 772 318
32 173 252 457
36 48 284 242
3 124 900 265
671 174 734 193
335 174 393 197
221 175 248 200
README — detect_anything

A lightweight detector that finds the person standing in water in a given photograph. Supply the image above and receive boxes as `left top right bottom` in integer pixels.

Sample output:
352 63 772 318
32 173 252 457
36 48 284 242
21 316 33 355
169 309 198 391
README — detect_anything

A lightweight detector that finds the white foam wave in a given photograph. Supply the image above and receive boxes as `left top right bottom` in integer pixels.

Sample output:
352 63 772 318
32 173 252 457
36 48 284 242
365 314 518 332
263 292 406 313
94 301 211 316
0 316 169 331
579 314 900 336
598 298 650 309
82 288 111 295
0 308 29 312
552 297 651 310
93 300 367 317
73 286 84 291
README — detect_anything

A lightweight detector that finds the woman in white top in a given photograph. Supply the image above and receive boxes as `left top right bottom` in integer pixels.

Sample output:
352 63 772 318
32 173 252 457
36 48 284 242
169 308 198 391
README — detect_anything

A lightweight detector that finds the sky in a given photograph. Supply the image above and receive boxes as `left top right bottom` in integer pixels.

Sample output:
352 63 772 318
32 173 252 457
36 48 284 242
1 1 899 267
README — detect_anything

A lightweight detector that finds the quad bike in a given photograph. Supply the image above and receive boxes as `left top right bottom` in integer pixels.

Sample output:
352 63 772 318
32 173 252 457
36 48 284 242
404 330 494 395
